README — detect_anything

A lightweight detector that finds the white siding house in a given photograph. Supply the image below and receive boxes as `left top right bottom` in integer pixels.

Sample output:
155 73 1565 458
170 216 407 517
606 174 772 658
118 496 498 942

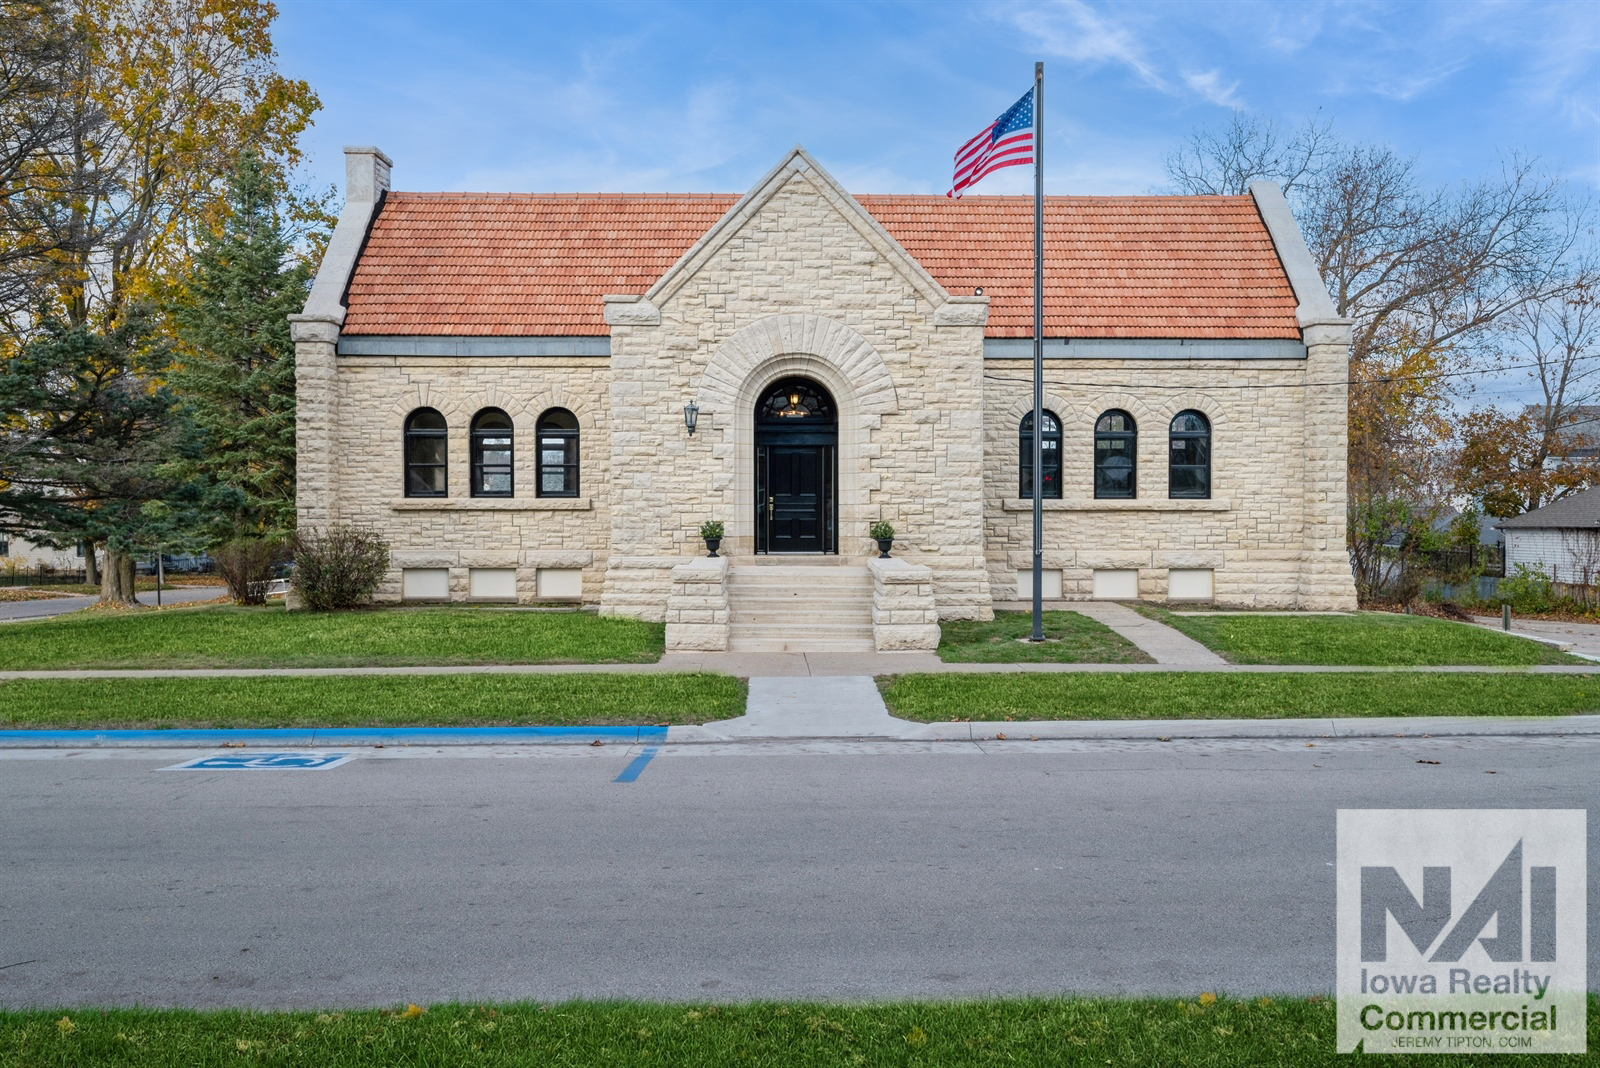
1497 486 1600 584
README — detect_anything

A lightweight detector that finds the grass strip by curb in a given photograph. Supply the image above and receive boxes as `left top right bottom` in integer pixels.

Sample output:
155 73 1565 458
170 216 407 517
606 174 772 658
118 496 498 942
4 997 1596 1066
1132 607 1583 667
0 606 665 671
881 671 1600 721
0 673 744 730
937 610 1153 664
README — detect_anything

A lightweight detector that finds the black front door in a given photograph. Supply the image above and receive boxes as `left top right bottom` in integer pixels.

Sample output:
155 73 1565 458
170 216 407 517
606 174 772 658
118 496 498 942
757 445 833 553
754 377 838 554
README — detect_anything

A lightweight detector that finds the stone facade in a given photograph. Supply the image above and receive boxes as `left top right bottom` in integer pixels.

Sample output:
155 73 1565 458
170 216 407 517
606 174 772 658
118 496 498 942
291 145 1359 636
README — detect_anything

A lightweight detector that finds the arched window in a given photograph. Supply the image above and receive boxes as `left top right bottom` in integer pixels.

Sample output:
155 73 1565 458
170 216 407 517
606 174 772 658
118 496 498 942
1169 410 1211 499
470 408 514 497
403 408 447 497
1094 410 1137 499
536 408 579 497
1018 410 1062 499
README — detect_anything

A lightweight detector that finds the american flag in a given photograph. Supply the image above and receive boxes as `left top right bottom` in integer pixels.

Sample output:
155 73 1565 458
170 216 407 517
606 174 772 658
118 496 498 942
948 88 1035 198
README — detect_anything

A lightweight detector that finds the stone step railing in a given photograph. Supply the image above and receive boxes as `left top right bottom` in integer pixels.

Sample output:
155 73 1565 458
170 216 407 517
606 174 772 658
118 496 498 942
663 556 730 651
867 557 940 650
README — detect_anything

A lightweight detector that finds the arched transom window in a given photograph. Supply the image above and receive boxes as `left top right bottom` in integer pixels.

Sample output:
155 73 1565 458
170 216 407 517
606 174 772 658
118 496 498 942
1168 410 1211 499
1018 410 1062 499
1094 409 1137 499
404 408 447 497
470 408 514 497
537 408 579 497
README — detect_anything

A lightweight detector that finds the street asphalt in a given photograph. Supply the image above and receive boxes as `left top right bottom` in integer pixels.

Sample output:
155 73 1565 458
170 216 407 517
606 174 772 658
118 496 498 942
0 585 224 622
1 733 1596 1009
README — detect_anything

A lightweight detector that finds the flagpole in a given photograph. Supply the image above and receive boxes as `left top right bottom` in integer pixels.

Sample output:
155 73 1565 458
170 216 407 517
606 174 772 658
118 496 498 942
1030 60 1045 642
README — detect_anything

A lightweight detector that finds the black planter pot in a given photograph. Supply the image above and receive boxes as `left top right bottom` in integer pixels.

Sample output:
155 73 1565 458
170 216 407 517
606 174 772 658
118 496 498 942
704 537 722 558
875 538 893 559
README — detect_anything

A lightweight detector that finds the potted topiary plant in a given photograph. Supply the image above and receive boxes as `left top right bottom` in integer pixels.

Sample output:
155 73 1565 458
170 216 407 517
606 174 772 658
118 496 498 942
699 520 725 558
869 520 895 559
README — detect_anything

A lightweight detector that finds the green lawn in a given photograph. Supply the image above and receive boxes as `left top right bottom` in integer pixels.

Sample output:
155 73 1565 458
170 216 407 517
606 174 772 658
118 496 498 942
0 673 743 729
0 605 664 670
1137 607 1582 666
9 996 1595 1066
938 611 1152 664
882 671 1600 722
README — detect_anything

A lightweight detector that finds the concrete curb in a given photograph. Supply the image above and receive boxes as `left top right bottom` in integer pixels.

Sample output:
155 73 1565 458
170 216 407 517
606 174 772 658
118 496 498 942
4 715 1597 749
894 714 1600 742
0 725 668 749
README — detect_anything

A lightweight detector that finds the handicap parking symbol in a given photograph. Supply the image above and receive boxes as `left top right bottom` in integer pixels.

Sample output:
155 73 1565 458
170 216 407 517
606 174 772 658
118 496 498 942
162 751 356 771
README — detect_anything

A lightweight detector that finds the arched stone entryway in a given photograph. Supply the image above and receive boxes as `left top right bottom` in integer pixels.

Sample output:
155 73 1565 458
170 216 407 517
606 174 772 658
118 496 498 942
696 313 898 557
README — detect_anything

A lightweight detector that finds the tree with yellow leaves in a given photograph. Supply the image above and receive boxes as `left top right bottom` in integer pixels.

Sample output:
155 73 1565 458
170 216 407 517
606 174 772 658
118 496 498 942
0 0 325 602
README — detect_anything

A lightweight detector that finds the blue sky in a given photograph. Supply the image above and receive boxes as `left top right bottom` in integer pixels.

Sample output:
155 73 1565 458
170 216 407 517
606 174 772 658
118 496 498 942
273 0 1600 201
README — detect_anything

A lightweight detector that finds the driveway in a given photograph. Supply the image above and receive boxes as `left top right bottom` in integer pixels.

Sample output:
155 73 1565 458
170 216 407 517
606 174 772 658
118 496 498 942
1474 614 1600 659
0 585 225 623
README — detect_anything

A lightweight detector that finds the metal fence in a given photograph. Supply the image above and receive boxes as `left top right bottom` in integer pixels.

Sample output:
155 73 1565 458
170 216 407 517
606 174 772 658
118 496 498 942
1416 544 1505 578
0 567 89 588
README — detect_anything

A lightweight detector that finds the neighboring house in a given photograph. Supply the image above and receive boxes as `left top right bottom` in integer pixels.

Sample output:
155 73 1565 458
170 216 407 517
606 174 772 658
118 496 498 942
289 145 1357 651
1539 405 1600 467
0 532 82 571
1496 486 1600 584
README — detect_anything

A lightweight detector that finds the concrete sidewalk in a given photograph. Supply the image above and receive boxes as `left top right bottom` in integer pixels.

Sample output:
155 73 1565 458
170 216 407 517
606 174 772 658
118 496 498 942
6 659 1600 681
1068 601 1227 664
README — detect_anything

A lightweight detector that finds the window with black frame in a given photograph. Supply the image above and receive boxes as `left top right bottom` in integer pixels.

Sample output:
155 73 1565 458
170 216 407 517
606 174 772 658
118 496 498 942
1094 409 1137 499
1168 410 1211 499
536 408 579 497
1018 410 1062 498
470 408 514 497
403 408 448 497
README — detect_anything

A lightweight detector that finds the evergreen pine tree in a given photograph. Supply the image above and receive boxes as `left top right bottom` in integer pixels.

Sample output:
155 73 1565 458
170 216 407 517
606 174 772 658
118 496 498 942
0 309 193 604
170 153 311 541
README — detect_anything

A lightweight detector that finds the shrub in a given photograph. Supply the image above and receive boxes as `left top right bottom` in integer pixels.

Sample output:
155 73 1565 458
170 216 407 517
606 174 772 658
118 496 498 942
699 520 724 540
1498 563 1555 613
290 525 390 611
212 537 284 605
869 521 895 541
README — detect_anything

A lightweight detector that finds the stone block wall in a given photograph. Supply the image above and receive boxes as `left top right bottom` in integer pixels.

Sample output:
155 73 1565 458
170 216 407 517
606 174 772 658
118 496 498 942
314 354 613 604
982 357 1357 610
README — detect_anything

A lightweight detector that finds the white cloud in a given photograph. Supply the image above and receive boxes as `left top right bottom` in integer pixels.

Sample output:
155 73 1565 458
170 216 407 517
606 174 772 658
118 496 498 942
1000 0 1170 93
1182 68 1243 108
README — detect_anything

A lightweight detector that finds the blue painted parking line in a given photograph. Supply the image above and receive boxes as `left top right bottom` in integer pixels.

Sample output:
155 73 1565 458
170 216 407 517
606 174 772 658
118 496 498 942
163 752 357 771
0 725 670 748
613 746 660 782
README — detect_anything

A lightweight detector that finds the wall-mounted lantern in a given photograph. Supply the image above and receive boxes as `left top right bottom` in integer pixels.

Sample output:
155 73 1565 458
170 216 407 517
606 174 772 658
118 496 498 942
683 401 700 436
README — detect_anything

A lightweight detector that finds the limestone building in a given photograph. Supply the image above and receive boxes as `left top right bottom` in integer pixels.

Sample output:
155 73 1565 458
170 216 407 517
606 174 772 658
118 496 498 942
289 145 1357 651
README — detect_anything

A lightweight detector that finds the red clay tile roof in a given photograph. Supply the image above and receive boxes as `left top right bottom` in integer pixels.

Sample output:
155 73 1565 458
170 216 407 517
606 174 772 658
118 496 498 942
340 191 1300 339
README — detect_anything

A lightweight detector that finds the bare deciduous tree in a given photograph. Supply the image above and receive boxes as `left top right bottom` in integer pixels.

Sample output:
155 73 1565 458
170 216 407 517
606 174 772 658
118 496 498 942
1165 115 1584 602
1163 112 1334 198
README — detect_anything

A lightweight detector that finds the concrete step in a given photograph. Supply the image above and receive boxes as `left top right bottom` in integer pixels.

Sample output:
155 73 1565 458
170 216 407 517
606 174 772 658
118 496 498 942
731 609 872 624
733 555 867 567
728 594 872 606
727 623 878 653
728 568 870 583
